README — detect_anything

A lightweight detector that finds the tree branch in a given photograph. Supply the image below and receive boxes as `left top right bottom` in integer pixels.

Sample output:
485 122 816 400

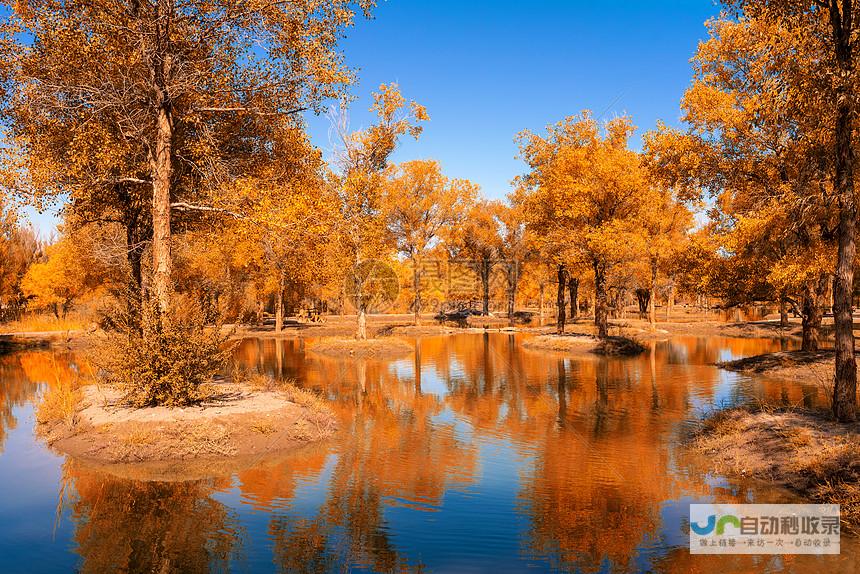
194 106 307 117
170 202 244 219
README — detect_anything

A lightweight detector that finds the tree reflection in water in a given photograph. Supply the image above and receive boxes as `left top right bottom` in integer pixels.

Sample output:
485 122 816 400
37 333 853 573
59 460 240 573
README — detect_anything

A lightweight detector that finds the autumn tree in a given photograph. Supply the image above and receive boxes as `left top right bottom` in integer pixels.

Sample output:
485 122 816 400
635 186 693 329
518 113 644 338
332 84 428 339
384 160 476 325
21 228 114 318
645 1 858 419
446 199 500 316
494 203 531 327
0 0 375 328
0 203 38 320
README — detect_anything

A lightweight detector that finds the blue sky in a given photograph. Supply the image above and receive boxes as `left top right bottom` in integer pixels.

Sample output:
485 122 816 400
305 0 721 195
25 0 721 236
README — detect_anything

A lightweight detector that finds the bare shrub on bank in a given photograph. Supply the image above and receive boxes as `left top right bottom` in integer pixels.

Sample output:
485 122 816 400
95 302 235 408
35 355 84 429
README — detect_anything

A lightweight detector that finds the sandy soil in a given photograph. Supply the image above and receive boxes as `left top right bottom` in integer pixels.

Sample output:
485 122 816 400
716 350 841 382
38 383 336 469
522 332 646 356
692 407 860 529
306 336 414 358
522 333 599 354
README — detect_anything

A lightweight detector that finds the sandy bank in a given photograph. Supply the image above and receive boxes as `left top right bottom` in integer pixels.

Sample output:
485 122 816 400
306 336 413 358
716 350 844 382
522 333 646 356
38 383 336 468
692 407 860 529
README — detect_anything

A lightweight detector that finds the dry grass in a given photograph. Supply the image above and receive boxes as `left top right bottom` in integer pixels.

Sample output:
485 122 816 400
250 421 276 435
122 429 156 446
2 314 89 334
35 356 85 429
592 335 646 356
308 336 413 358
242 373 336 435
522 333 646 356
693 406 860 530
522 333 598 353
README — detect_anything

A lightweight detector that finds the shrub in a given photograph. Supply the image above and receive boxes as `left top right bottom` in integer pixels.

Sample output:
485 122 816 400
96 306 235 408
36 357 84 428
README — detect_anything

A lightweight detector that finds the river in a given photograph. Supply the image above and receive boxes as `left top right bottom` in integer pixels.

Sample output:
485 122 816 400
0 333 856 573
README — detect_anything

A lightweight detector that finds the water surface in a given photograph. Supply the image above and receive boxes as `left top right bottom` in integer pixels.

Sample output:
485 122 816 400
0 333 856 573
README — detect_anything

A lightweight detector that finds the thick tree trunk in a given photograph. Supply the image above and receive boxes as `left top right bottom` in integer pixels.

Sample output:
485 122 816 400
635 289 649 319
779 294 789 328
275 272 284 333
150 2 174 325
593 260 608 338
568 276 579 320
556 264 567 335
801 277 826 353
828 0 857 422
151 103 173 324
412 256 422 326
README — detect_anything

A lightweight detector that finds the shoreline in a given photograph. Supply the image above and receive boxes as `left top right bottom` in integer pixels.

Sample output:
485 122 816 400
1 313 816 349
691 406 860 530
37 382 337 473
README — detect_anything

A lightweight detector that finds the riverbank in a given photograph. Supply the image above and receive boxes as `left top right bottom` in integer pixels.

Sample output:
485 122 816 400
3 312 815 351
692 406 860 530
522 332 646 356
715 349 848 381
307 336 414 358
37 381 337 471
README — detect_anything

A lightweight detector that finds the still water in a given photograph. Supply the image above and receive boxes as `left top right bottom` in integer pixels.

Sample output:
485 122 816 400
0 333 857 573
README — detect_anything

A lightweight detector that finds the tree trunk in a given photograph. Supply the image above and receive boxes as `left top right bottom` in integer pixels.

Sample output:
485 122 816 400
150 3 174 325
556 264 566 335
830 3 857 422
481 259 491 316
568 276 579 320
666 277 675 320
357 303 367 340
649 260 657 330
593 260 608 338
635 289 649 319
412 255 422 326
801 277 826 353
275 272 284 333
538 282 545 323
125 221 145 332
506 261 518 327
779 293 789 328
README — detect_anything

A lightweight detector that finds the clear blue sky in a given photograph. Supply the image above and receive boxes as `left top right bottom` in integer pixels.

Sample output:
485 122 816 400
305 0 721 198
26 0 721 235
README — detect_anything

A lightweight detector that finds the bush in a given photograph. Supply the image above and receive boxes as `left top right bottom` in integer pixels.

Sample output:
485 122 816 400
97 306 235 408
36 360 83 428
